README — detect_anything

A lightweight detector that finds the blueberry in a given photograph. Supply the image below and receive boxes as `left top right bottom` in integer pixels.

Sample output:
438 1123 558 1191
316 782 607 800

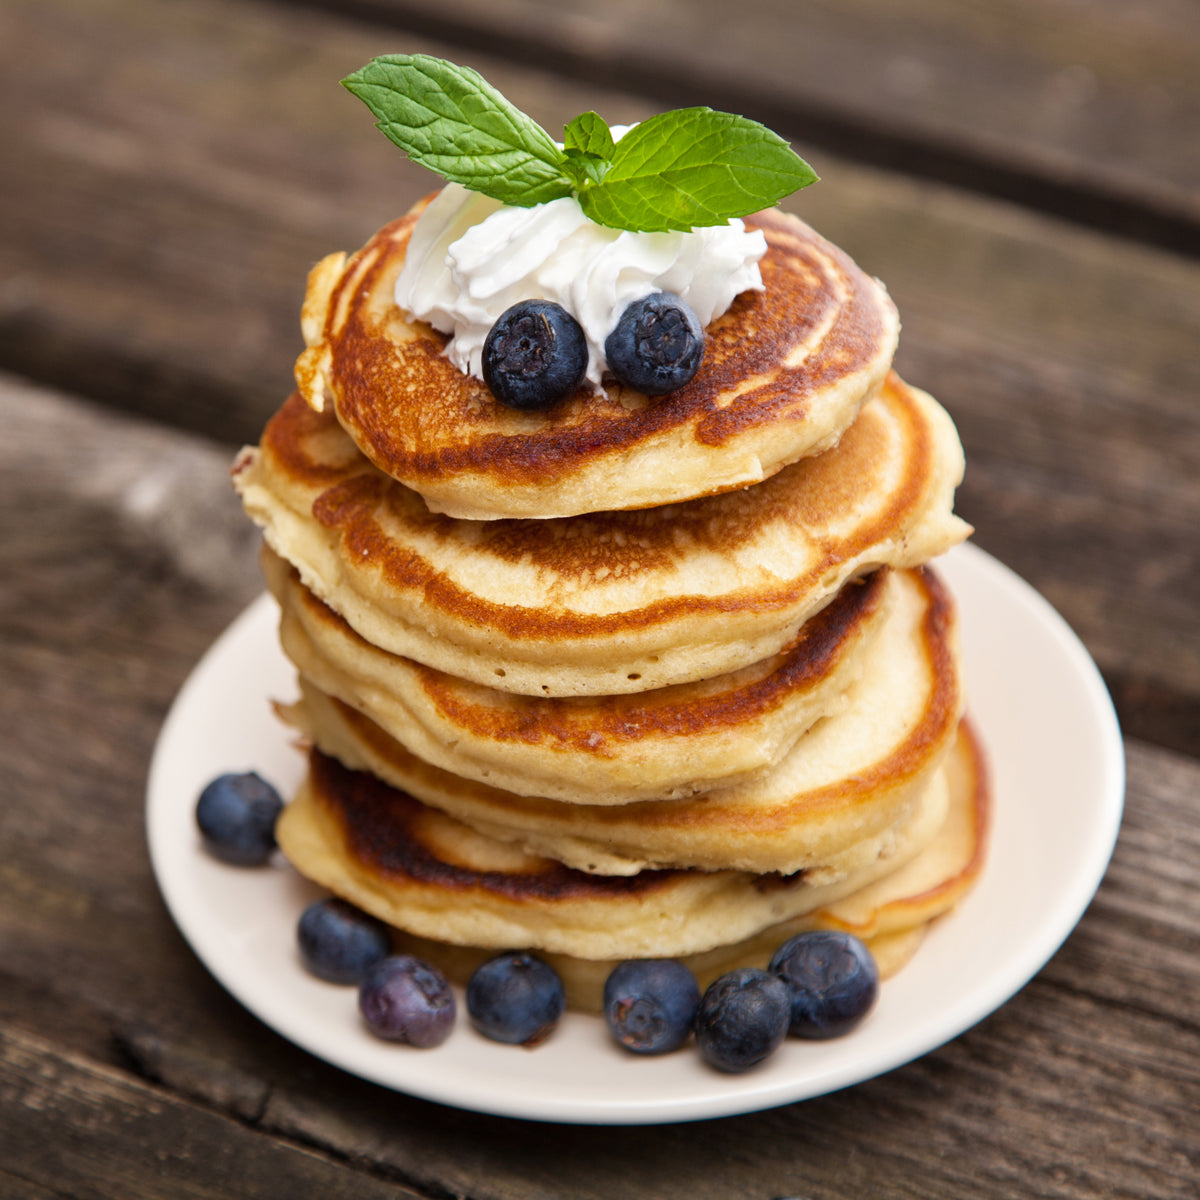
195 772 283 865
297 897 391 984
481 300 588 410
604 291 705 395
693 967 790 1073
769 931 879 1039
603 959 700 1055
465 952 565 1046
358 954 456 1047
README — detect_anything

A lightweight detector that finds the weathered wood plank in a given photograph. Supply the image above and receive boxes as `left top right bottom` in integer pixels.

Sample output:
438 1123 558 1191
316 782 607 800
0 1025 423 1200
287 0 1200 250
1 0 1196 748
0 377 1195 1199
0 376 264 1074
0 0 647 443
0 1171 71 1200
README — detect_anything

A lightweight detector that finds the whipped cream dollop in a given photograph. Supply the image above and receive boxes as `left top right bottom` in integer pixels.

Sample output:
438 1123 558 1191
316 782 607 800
395 181 767 389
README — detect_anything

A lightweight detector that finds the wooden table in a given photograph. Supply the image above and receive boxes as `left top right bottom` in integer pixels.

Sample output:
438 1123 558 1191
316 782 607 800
2 1 1197 1195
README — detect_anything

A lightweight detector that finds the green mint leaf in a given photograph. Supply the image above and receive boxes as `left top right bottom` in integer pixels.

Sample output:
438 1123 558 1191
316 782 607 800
343 56 818 229
563 111 615 160
557 113 615 190
560 147 609 190
341 54 572 206
577 108 818 232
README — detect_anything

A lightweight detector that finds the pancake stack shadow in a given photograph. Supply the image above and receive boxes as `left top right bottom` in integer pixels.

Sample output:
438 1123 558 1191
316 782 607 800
234 203 989 1010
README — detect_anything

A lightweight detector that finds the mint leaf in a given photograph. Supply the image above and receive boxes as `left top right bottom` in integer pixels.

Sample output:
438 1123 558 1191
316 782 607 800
577 108 818 232
560 112 614 189
561 148 609 190
342 54 572 206
343 57 818 229
563 111 615 160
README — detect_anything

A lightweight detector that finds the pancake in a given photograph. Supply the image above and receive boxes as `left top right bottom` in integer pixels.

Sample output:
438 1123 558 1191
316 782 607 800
279 565 963 874
797 713 989 940
266 550 891 804
275 743 950 963
274 721 986 1006
294 203 901 520
233 372 970 698
384 720 988 1011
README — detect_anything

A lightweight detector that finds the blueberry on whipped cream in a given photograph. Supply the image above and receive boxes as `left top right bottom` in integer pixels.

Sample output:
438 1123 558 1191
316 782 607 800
394 179 766 401
343 55 815 408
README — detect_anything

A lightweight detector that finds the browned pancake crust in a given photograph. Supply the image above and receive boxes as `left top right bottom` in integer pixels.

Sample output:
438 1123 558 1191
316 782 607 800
303 206 896 504
825 715 991 930
255 373 932 649
288 566 960 875
280 555 889 756
383 717 989 1010
308 749 688 903
290 696 982 959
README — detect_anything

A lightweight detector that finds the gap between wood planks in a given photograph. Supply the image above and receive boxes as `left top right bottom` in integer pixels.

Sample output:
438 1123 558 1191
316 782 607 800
278 0 1200 260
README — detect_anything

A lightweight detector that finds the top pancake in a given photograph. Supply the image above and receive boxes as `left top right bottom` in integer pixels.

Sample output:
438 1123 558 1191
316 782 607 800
294 203 900 519
233 372 970 698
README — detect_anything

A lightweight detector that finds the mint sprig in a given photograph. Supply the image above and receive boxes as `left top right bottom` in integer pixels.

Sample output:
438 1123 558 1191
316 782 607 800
343 54 817 232
342 56 572 207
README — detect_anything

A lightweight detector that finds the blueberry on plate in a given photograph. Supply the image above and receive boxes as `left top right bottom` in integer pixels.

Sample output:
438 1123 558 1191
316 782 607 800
693 967 790 1073
769 930 879 1039
603 959 700 1055
604 291 705 395
466 951 565 1046
358 954 456 1047
297 897 391 985
482 300 588 410
194 771 283 865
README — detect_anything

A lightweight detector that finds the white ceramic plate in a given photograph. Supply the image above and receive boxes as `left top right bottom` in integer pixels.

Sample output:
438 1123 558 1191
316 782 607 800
146 543 1124 1124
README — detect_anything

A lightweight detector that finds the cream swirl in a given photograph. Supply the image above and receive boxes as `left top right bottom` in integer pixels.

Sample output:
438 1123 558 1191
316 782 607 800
395 181 767 388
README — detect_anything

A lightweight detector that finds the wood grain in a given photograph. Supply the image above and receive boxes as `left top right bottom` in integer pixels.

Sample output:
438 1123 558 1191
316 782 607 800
1 375 1195 1199
0 1025 424 1199
283 0 1200 251
0 0 647 443
1 0 1197 1191
1 0 1197 754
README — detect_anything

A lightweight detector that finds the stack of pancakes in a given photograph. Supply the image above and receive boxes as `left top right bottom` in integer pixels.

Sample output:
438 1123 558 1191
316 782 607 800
234 203 989 1010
